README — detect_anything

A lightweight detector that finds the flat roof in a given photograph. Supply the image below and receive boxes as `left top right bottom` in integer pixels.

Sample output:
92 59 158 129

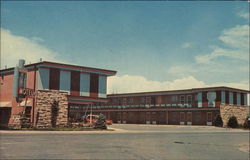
0 61 117 76
108 86 250 97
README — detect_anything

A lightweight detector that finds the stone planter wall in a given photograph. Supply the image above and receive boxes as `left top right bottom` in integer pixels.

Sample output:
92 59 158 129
35 90 68 128
220 104 250 127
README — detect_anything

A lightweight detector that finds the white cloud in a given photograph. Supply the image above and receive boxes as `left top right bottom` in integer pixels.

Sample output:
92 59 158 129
195 25 249 64
168 66 199 76
181 42 193 48
108 74 249 94
107 74 208 94
0 28 59 69
238 11 249 20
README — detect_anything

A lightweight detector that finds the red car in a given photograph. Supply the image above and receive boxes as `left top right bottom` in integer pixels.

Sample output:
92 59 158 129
85 114 113 125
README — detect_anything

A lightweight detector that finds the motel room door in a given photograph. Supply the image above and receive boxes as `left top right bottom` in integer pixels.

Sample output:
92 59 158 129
186 112 192 125
122 112 127 124
117 112 122 124
146 112 150 124
180 112 185 125
207 112 212 126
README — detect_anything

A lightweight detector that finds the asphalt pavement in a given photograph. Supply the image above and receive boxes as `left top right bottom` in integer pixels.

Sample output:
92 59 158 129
0 124 249 160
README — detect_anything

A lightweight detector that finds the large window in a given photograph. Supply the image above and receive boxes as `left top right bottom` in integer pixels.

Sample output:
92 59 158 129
70 71 80 96
90 73 99 97
49 68 60 90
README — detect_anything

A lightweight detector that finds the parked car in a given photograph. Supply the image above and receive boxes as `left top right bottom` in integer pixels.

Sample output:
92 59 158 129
83 114 113 125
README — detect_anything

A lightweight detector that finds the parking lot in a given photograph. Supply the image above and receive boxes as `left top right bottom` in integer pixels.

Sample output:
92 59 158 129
0 124 249 159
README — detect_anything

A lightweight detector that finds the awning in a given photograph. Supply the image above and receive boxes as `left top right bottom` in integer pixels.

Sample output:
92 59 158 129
0 101 11 107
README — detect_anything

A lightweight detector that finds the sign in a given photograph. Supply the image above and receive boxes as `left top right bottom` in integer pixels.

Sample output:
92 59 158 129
19 88 36 98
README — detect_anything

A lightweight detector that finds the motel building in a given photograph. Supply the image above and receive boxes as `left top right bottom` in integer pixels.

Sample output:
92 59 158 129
0 60 116 128
91 88 249 126
0 59 249 128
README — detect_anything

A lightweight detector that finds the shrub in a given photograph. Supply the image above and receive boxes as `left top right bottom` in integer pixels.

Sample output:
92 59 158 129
227 116 238 128
243 115 250 129
213 114 223 127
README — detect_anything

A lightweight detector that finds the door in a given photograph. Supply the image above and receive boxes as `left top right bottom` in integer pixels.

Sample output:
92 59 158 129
207 112 212 126
146 112 150 124
0 107 11 126
187 112 192 125
180 112 185 125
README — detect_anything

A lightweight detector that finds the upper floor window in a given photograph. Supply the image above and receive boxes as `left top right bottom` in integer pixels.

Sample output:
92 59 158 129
141 97 145 104
171 96 177 102
90 73 99 94
112 98 118 105
128 97 134 104
122 98 127 105
187 95 192 105
180 95 185 104
0 76 4 85
146 97 151 104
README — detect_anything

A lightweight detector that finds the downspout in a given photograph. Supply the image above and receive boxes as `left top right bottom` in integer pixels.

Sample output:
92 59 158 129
32 65 37 127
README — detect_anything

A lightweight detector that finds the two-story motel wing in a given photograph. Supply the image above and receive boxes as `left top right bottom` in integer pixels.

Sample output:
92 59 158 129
0 60 116 128
91 87 249 126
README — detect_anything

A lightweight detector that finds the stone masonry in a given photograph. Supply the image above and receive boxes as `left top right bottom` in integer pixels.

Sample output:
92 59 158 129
36 90 68 128
220 104 250 127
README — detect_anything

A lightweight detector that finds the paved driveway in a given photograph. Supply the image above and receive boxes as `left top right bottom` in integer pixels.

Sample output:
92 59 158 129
0 124 249 159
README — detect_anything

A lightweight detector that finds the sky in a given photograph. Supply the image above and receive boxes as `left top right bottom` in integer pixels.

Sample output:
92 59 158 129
1 1 249 94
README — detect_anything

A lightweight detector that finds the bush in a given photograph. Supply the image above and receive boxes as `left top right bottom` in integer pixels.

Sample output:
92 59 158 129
227 116 238 128
243 115 250 129
213 114 223 127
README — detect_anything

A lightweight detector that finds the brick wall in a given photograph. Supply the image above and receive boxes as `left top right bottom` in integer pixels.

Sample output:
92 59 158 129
36 90 68 128
220 104 250 127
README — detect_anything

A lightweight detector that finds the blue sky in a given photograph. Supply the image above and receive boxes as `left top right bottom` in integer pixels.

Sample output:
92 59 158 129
1 1 249 93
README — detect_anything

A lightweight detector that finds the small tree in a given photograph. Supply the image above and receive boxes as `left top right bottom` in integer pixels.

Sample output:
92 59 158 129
243 115 250 129
94 114 107 129
213 114 223 127
227 116 238 128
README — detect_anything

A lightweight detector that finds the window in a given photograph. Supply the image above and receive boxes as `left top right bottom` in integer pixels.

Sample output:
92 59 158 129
187 95 192 105
180 95 185 104
146 97 151 104
171 96 177 102
122 98 127 105
70 71 80 96
129 97 134 104
90 73 99 95
49 68 60 90
229 92 233 105
112 98 118 105
0 76 4 85
118 98 122 105
141 97 145 104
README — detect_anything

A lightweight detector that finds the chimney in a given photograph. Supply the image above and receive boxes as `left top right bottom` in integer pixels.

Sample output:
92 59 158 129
18 59 25 68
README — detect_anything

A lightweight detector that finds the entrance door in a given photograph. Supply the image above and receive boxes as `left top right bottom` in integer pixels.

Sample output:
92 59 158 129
180 112 185 125
207 112 212 126
187 112 192 125
0 107 11 127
